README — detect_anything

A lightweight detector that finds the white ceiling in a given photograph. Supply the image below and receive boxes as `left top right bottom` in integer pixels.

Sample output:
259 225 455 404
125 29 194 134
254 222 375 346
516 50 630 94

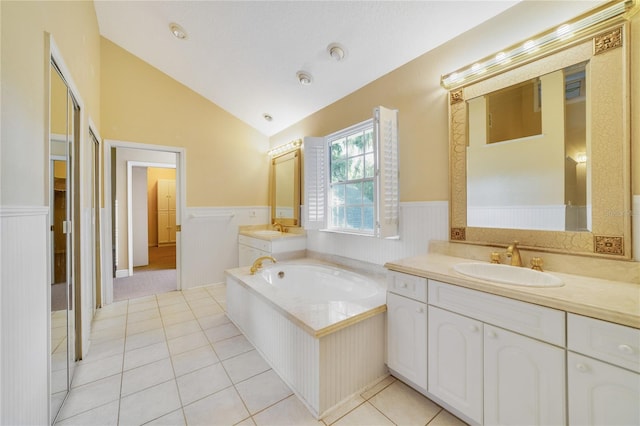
94 1 527 137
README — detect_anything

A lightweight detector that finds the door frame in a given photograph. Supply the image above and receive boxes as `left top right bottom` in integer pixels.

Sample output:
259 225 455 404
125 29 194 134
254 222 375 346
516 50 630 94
103 139 186 305
127 161 176 276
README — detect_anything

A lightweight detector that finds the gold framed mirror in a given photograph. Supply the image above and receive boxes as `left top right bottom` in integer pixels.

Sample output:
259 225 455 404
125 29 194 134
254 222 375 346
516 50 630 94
270 148 301 227
447 8 632 259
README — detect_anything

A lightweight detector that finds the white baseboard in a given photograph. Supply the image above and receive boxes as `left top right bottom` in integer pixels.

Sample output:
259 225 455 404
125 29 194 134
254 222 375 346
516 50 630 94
115 269 129 278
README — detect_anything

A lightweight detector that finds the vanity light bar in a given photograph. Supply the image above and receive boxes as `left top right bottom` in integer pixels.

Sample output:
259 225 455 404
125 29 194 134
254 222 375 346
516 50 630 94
441 0 632 89
268 139 302 157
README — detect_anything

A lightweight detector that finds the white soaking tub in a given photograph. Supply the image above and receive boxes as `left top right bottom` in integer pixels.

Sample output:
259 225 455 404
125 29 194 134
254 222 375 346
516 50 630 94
225 260 388 419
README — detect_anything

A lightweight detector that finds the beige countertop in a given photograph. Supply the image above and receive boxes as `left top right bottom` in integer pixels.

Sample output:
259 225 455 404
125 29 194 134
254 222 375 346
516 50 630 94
385 253 640 329
238 226 306 242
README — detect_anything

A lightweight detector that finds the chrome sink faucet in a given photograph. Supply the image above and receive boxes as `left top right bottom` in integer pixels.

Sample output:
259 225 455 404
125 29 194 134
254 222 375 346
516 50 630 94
505 241 523 267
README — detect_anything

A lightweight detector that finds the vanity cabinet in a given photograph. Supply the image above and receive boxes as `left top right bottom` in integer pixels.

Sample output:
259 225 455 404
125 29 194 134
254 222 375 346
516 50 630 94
428 280 565 425
483 324 565 425
237 233 306 267
567 314 640 425
386 271 428 391
387 272 567 425
428 306 482 424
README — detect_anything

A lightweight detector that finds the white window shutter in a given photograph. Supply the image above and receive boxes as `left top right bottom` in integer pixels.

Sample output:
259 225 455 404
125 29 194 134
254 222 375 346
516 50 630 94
375 106 400 238
303 136 327 230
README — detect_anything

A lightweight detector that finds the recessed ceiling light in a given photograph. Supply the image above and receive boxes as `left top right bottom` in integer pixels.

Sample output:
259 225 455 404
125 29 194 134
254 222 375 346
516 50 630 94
169 23 187 40
263 113 273 122
296 71 313 85
327 43 346 61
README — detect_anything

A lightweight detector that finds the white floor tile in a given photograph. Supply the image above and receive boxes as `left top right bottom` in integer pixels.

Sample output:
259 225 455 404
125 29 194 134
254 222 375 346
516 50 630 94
159 301 191 316
222 350 270 384
235 369 293 414
183 387 250 426
123 341 170 371
127 307 160 324
71 354 123 388
57 374 121 421
212 334 254 360
428 409 467 426
164 319 202 340
118 380 182 425
121 358 175 397
332 402 393 426
143 408 186 426
92 315 127 332
253 395 323 426
161 309 196 326
197 313 230 331
172 345 220 377
368 380 441 425
126 317 164 336
81 338 125 363
204 322 241 343
361 375 396 400
55 400 119 426
167 330 209 356
191 304 225 319
124 327 166 352
176 363 233 405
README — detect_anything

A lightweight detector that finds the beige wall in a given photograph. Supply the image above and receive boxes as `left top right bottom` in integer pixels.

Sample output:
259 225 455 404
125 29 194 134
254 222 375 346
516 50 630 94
269 1 638 203
100 37 270 208
1 0 101 206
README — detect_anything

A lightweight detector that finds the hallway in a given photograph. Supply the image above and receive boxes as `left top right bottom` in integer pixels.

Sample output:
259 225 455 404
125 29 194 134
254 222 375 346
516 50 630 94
53 284 465 425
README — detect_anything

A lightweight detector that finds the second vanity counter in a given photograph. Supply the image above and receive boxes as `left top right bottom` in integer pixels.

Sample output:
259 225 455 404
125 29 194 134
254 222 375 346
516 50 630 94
385 252 640 329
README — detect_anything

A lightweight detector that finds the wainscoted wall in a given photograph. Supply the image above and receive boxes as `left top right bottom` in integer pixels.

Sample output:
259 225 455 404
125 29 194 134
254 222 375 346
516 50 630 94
306 201 450 266
0 207 49 425
180 206 270 289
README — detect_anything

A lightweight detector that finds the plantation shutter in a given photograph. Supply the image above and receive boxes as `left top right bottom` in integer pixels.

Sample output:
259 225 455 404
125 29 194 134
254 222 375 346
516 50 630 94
303 136 327 230
375 106 400 238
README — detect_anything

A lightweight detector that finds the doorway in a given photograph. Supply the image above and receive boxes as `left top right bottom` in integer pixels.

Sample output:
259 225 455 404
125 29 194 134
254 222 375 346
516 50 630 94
103 141 184 305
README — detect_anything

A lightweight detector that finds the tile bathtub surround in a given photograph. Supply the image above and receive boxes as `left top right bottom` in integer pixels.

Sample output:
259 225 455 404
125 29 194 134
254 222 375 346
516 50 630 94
55 284 465 426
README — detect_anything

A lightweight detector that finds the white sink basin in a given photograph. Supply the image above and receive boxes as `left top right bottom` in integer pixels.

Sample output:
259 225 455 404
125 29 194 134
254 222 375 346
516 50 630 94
252 230 282 237
453 263 563 287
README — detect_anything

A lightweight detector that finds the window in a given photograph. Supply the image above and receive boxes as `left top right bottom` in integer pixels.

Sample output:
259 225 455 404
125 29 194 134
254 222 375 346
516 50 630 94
304 106 399 238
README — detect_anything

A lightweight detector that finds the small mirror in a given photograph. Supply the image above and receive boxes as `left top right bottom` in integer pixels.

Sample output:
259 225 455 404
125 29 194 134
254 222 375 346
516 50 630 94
270 149 301 227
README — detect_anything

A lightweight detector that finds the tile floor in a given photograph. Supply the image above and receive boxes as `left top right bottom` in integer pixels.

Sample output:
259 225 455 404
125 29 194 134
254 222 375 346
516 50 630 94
54 284 466 426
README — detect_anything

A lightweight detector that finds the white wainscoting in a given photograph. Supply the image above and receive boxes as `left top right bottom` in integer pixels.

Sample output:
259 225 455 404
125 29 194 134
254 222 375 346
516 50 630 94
180 206 270 289
226 275 387 418
306 201 449 266
0 206 50 425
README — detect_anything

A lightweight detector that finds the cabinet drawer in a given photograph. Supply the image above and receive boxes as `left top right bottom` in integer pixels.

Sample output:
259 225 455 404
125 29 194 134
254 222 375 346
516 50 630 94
568 313 640 373
428 280 565 346
387 271 427 303
238 235 271 252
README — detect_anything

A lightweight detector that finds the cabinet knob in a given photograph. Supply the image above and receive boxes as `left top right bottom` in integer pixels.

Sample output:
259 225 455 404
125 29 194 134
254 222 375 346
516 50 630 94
400 282 408 289
618 344 634 355
576 363 589 372
486 330 497 338
416 307 424 314
469 325 479 333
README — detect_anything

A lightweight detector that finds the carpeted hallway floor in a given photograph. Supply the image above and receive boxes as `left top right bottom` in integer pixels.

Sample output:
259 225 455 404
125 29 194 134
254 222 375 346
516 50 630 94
114 245 177 301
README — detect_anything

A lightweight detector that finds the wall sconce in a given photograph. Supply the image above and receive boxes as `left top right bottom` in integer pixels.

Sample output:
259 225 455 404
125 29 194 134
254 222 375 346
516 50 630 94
575 152 587 163
441 0 631 89
268 139 302 157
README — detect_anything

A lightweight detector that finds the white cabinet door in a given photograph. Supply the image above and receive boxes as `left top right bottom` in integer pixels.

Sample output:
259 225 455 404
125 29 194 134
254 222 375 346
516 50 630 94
428 306 483 424
484 325 565 425
238 244 268 267
568 352 640 426
387 292 427 391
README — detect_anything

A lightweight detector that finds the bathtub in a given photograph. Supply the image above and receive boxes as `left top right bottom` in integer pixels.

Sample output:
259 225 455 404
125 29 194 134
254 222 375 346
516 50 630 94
225 260 388 419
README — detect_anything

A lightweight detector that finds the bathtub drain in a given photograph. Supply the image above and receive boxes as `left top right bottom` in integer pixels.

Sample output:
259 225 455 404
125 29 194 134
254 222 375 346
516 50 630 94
278 271 285 279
